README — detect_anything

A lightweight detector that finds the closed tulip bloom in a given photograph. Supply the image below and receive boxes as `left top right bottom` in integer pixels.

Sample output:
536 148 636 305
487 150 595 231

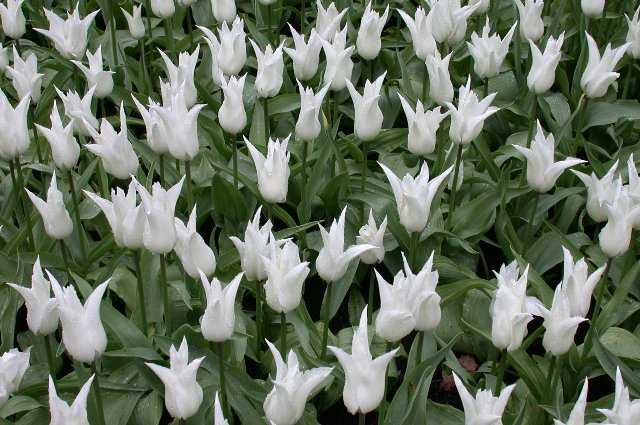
0 348 29 407
580 33 630 99
151 0 175 18
405 251 442 331
50 275 110 363
560 247 606 318
514 0 544 41
599 189 640 258
429 0 479 46
262 238 310 313
264 340 333 425
230 207 277 281
554 379 589 425
398 94 448 156
321 25 355 91
397 7 437 60
252 40 285 98
245 135 291 203
159 46 199 107
538 285 586 356
581 0 604 18
174 205 216 279
469 0 490 14
315 0 347 40
122 5 145 40
211 0 236 23
48 375 93 425
345 72 386 141
514 121 585 193
35 6 98 59
132 96 169 154
200 272 242 342
598 367 640 425
84 181 146 250
218 73 247 135
379 161 453 234
447 77 499 145
198 18 246 77
356 210 387 264
453 372 515 425
26 172 73 240
146 338 205 420
0 0 25 39
7 47 43 104
468 19 516 79
316 207 375 282
71 46 114 99
573 161 621 222
295 81 329 142
356 3 389 60
527 33 564 94
425 49 454 105
329 306 398 415
56 86 98 136
284 26 322 81
134 177 184 254
375 268 416 342
7 257 59 336
36 102 79 170
0 89 29 160
626 7 640 59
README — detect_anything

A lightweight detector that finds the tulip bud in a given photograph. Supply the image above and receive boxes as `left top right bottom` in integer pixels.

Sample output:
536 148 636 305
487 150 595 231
6 47 43 104
356 2 389 60
146 338 205 420
345 72 386 142
554 378 589 425
581 33 630 99
198 18 246 77
264 340 333 425
398 94 448 155
132 96 169 155
200 272 242 342
284 26 322 82
295 81 329 142
514 121 585 193
230 207 278 281
159 46 199 107
251 40 285 98
26 172 73 240
430 0 479 46
0 89 29 160
262 237 310 313
447 76 499 145
329 306 399 415
50 275 110 363
48 375 93 425
122 5 145 40
581 0 604 18
356 210 387 264
379 161 453 234
71 46 114 99
467 19 516 79
36 102 80 170
35 6 98 59
626 7 640 59
174 205 216 279
453 373 515 425
211 0 236 23
425 49 454 105
397 7 436 61
527 33 564 94
151 0 175 18
245 135 291 204
599 189 640 258
514 0 544 42
321 25 355 91
56 86 98 136
218 73 247 135
539 285 586 356
316 207 375 282
573 161 621 223
315 0 348 40
0 44 8 71
0 348 29 407
598 367 640 424
374 269 416 342
0 0 25 39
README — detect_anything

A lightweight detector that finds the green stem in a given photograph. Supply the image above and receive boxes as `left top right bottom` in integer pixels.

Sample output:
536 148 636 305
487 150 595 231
581 258 611 361
263 97 270 143
143 0 153 36
185 160 193 210
164 18 175 59
367 267 375 324
140 39 152 95
513 29 522 83
28 107 44 166
110 15 119 68
90 362 106 425
520 95 538 185
522 194 540 257
622 61 633 99
134 249 149 336
280 312 287 355
302 142 308 187
59 239 72 283
416 331 424 363
360 138 368 223
409 232 419 270
320 282 332 360
255 280 263 354
160 253 171 334
446 144 464 230
493 350 508 394
359 413 366 425
44 334 56 378
215 341 229 419
12 159 35 251
548 355 561 404
422 63 428 103
159 154 165 187
97 161 110 198
229 133 238 190
67 169 87 263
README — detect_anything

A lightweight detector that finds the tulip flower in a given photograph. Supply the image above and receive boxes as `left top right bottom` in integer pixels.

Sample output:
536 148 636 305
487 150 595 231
0 89 29 160
198 18 246 77
560 247 606 318
48 375 93 425
514 0 544 42
581 0 605 18
122 5 145 40
429 0 479 46
0 348 29 407
554 378 589 425
264 340 333 425
151 0 175 18
36 102 80 170
527 33 565 94
453 372 515 425
50 275 110 363
599 189 640 257
262 238 310 314
397 7 436 60
374 268 417 342
84 181 146 250
0 44 8 71
321 25 355 91
245 135 291 204
356 210 387 264
230 206 277 281
447 77 499 145
174 205 216 279
626 7 640 59
597 367 640 425
218 73 247 135
379 161 453 234
0 0 25 39
56 86 98 137
36 6 98 59
315 0 347 40
514 121 585 193
345 72 386 142
214 392 229 425
398 94 449 155
159 46 199 107
356 2 389 60
211 0 236 23
71 46 114 99
7 46 43 104
132 96 169 155
251 40 285 98
627 154 640 228
580 33 630 99
316 207 375 282
467 19 516 80
537 285 586 356
328 306 398 415
146 338 205 420
85 103 139 179
26 172 73 240
200 272 243 342
573 161 621 223
284 26 322 81
469 0 490 14
295 81 329 142
134 176 184 254
405 251 442 331
425 49 454 105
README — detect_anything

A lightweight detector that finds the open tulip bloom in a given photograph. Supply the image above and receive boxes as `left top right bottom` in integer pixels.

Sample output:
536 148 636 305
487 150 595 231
198 17 247 78
528 32 565 94
159 46 200 108
345 72 386 142
398 93 449 155
453 372 515 425
48 374 93 425
0 88 29 160
25 171 73 240
597 367 640 425
36 101 80 170
0 0 25 39
174 204 217 279
70 46 114 99
56 85 98 136
356 2 389 60
397 7 436 60
514 0 544 41
627 6 640 59
467 19 516 80
262 237 310 314
429 0 479 46
245 135 291 204
321 25 355 91
553 378 590 425
447 76 499 145
295 81 329 142
536 284 587 356
315 0 347 41
7 46 43 104
284 25 322 81
581 33 630 99
0 348 30 408
200 272 242 342
573 161 622 223
36 5 98 60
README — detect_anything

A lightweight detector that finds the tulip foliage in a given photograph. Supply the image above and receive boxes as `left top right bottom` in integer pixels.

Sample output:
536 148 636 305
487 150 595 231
1 0 640 424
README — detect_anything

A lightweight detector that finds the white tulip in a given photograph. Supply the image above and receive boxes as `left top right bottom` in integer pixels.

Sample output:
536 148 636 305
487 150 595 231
211 0 236 23
397 7 437 60
26 172 73 240
554 378 589 425
36 102 79 170
295 81 329 142
560 246 606 318
538 285 586 356
262 238 310 314
315 0 347 40
580 33 630 99
214 392 229 425
428 0 479 46
356 210 387 265
453 372 515 425
514 0 544 42
6 46 43 104
122 5 145 40
398 94 448 156
581 0 605 18
151 0 175 18
174 205 216 279
626 7 640 59
132 96 169 155
356 2 389 60
71 46 114 99
284 26 322 81
447 76 499 145
626 154 640 228
573 161 621 223
0 89 29 160
218 73 247 135
245 135 291 204
200 272 243 342
0 0 25 39
159 45 199 107
345 72 385 141
597 367 640 425
48 374 93 425
599 189 640 258
56 86 98 136
230 206 278 281
404 251 441 331
425 49 454 105
0 348 29 407
467 19 516 79
527 33 565 94
321 25 355 91
374 268 416 342
252 40 285 98
35 6 98 59
198 17 246 77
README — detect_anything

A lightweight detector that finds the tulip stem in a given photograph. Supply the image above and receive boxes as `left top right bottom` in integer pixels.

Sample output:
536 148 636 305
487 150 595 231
134 249 149 336
580 258 611 362
280 312 287 354
110 15 119 68
302 142 308 187
90 362 107 425
320 282 332 360
215 341 229 419
255 280 263 354
67 169 88 263
359 413 366 425
522 194 539 257
140 39 152 95
185 160 193 210
513 28 522 83
27 108 45 166
493 350 508 394
367 268 375 323
360 138 368 223
519 94 538 185
159 154 166 187
11 159 35 251
547 355 562 404
164 18 176 60
409 232 419 270
160 253 172 334
446 144 463 230
59 239 72 283
263 97 270 143
43 334 56 378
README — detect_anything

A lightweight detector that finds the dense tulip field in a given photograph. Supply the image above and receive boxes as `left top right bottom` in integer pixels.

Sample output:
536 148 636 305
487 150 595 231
0 0 639 423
